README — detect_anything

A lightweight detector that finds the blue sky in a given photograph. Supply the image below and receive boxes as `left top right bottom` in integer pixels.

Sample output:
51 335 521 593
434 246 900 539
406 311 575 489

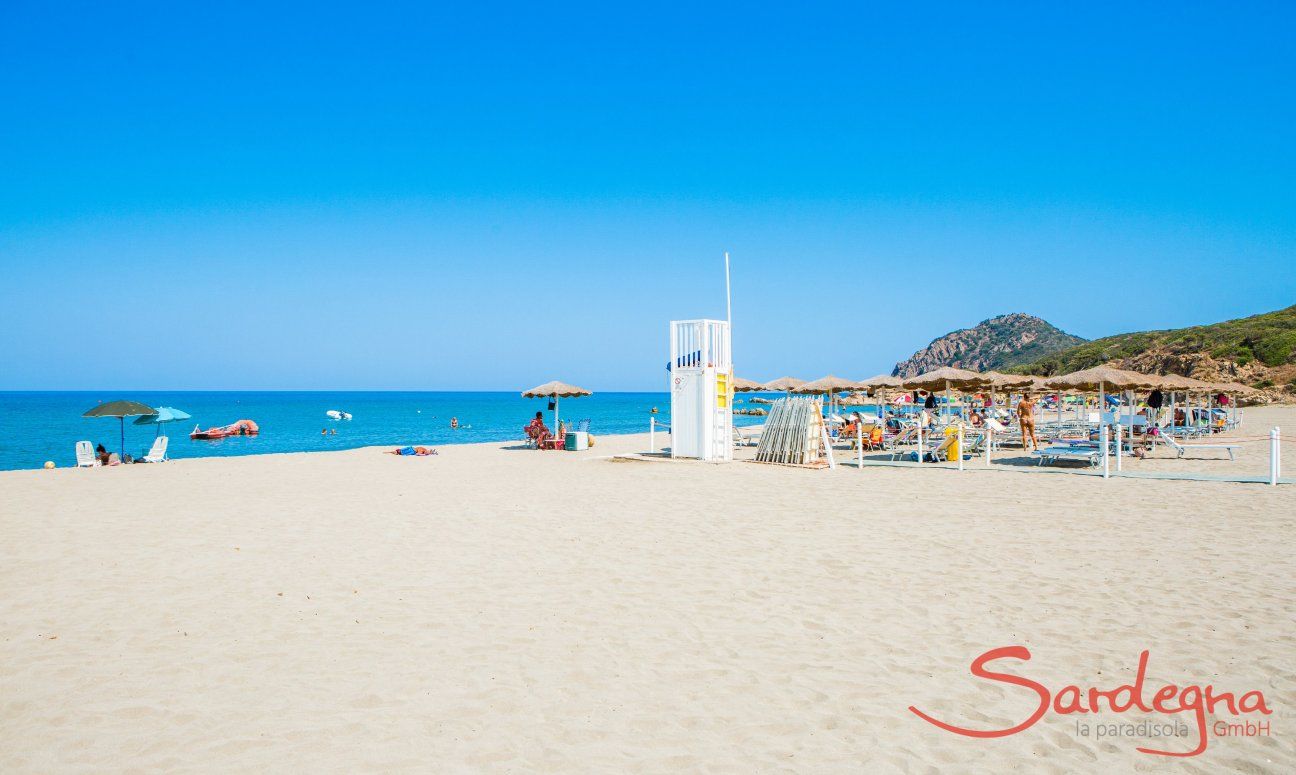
2 1 1293 390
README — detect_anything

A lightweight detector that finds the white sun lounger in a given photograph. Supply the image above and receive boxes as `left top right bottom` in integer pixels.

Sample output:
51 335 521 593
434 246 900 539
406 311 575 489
75 440 99 468
732 426 760 447
142 436 169 463
1159 433 1238 461
1034 443 1102 467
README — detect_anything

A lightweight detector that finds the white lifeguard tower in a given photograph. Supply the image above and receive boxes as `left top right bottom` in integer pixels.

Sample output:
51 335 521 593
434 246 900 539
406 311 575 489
669 319 733 461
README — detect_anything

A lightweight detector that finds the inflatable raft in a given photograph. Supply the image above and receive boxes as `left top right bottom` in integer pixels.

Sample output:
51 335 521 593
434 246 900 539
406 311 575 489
190 419 260 439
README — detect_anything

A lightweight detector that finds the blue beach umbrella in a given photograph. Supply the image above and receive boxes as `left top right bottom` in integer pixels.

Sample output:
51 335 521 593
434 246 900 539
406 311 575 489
133 406 192 437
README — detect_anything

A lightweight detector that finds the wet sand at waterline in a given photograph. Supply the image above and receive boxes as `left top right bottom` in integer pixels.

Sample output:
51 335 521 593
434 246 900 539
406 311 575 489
2 408 1294 772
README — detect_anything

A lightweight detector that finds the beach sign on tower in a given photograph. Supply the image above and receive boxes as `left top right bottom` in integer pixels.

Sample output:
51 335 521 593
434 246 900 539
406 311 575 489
669 319 734 461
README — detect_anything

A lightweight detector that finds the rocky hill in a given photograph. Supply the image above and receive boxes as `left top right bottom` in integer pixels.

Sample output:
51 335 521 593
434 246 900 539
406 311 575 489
891 314 1086 377
1016 304 1296 394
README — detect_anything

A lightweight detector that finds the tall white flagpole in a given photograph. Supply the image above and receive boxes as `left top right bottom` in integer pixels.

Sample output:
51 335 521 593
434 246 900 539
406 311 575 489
724 251 732 327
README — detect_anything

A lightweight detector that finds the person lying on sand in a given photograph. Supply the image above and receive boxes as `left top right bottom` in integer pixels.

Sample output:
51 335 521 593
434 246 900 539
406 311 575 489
387 446 437 456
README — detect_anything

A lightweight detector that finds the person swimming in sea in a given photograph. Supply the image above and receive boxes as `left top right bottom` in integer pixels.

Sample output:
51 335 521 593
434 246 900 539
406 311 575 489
450 417 459 429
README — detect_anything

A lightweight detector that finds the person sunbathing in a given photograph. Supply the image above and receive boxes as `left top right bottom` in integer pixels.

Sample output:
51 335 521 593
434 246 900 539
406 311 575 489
388 446 437 456
524 412 549 443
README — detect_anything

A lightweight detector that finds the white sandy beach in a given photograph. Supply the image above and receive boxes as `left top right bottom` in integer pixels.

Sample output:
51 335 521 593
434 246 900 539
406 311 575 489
2 408 1294 773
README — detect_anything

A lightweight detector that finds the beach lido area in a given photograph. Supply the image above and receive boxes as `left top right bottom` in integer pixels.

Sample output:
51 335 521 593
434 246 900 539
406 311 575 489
2 406 1293 772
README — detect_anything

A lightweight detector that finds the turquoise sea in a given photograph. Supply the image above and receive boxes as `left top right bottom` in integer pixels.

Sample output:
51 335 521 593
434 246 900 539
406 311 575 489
0 392 771 471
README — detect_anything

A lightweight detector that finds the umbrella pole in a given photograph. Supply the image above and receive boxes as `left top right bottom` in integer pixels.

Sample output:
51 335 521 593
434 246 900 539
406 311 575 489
120 417 125 459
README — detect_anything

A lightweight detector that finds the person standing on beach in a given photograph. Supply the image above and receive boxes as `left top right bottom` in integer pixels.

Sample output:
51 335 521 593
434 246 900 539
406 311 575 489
1017 393 1039 451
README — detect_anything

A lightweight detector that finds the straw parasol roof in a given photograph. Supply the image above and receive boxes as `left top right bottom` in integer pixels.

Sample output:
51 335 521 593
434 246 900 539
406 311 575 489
521 381 591 398
902 367 985 391
762 376 805 392
1211 381 1258 394
981 371 1036 388
859 374 904 390
794 375 864 394
1044 366 1155 392
731 376 765 392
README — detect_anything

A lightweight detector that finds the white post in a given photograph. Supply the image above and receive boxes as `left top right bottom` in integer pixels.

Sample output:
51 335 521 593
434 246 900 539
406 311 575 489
916 421 923 465
649 416 655 453
1271 427 1280 486
1101 424 1110 479
857 423 863 469
985 426 992 466
1115 420 1122 472
724 251 732 328
957 424 964 471
821 424 836 470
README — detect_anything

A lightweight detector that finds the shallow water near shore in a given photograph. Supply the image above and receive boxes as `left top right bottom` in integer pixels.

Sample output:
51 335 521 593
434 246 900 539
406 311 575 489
0 391 773 471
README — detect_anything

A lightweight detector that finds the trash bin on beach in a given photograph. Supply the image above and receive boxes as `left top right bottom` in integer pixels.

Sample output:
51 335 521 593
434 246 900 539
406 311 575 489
565 431 589 451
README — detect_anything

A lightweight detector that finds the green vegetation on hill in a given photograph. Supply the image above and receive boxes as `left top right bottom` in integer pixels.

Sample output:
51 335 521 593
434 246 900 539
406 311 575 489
1016 305 1296 375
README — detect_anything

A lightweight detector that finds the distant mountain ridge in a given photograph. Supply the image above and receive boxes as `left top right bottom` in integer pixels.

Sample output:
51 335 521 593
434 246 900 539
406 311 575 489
891 314 1086 377
1015 304 1296 392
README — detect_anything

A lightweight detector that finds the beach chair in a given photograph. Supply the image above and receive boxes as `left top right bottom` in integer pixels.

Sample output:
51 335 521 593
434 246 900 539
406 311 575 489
859 424 885 451
1033 442 1102 467
75 440 99 468
1159 433 1239 461
923 431 959 462
732 426 759 447
886 425 920 460
142 436 169 463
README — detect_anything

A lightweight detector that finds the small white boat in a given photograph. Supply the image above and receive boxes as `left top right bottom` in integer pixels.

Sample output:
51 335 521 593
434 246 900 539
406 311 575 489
326 410 352 421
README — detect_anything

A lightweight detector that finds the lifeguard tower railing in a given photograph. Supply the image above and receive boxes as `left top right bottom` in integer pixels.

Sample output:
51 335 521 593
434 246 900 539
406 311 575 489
669 319 733 461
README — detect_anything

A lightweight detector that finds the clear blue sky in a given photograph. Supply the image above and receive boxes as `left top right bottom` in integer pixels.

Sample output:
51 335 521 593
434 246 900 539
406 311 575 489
2 2 1293 390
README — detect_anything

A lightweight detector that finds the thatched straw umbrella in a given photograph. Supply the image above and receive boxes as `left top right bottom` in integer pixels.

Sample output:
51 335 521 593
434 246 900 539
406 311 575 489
794 375 864 416
1210 381 1258 423
976 371 1036 414
902 367 984 419
1212 380 1257 394
762 376 806 395
1149 374 1216 428
731 377 765 393
1045 366 1155 428
522 380 592 435
859 374 904 418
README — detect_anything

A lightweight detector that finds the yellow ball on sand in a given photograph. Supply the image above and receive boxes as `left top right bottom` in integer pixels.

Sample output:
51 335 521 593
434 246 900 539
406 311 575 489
44 461 56 469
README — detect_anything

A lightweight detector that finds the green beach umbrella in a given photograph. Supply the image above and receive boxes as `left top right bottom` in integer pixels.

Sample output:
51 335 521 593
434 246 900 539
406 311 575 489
133 406 192 437
83 399 156 458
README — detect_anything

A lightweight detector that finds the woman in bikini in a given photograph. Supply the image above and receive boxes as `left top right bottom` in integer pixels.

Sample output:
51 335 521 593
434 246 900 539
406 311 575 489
1017 393 1039 451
